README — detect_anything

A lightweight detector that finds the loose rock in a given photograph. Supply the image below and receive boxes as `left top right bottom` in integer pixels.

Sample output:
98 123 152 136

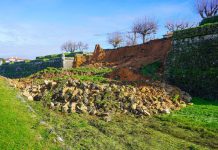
17 78 191 120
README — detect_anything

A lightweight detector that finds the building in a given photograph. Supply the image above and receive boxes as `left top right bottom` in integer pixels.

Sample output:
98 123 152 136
5 57 28 63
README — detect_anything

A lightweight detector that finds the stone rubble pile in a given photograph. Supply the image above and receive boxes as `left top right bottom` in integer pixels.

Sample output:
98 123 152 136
18 79 192 121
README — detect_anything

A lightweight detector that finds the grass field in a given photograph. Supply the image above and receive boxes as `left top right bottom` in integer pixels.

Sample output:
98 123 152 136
0 78 63 150
29 97 218 150
29 67 114 84
0 77 218 150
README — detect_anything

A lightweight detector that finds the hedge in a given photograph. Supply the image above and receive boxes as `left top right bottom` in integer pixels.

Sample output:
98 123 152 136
36 52 83 60
173 23 218 40
200 15 218 26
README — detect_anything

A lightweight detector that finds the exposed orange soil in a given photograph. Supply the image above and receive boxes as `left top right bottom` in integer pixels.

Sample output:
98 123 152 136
89 38 172 69
106 68 145 82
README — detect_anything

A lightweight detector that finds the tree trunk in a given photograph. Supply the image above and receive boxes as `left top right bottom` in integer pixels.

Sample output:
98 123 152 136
143 34 146 43
133 32 137 45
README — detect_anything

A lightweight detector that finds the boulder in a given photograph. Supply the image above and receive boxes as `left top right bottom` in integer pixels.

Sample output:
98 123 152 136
70 102 77 113
162 108 170 114
77 103 87 113
22 91 33 101
131 103 137 110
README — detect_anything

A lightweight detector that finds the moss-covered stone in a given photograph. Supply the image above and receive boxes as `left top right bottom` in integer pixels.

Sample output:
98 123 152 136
165 23 218 100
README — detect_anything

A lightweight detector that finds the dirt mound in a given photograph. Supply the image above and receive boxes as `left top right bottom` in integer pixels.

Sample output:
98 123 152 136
107 68 146 82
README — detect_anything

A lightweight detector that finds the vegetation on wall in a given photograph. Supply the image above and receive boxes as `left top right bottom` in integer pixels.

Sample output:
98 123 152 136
0 58 63 78
200 15 218 26
0 52 87 78
165 22 218 100
36 52 83 60
173 22 218 40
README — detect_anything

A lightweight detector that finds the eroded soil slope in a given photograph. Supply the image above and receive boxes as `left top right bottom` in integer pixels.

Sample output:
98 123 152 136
89 38 171 69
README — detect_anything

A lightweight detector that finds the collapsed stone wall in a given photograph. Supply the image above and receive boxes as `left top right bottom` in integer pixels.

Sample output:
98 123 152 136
15 78 192 121
89 38 172 69
165 23 218 100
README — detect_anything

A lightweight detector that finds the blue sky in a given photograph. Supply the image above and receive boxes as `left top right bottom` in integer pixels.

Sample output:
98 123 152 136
0 0 201 59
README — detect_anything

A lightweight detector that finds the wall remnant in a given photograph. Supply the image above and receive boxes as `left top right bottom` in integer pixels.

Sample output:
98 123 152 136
62 53 74 69
0 58 63 78
0 52 86 78
165 23 218 100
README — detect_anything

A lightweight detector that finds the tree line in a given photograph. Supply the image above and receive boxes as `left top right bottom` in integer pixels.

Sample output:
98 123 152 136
61 0 217 51
108 0 217 48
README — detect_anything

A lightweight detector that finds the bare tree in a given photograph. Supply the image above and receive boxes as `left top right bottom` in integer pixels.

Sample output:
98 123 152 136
196 0 218 18
125 32 140 46
61 41 77 52
165 21 195 32
77 42 89 51
61 41 88 52
125 33 136 46
125 24 141 46
130 25 139 45
108 32 123 48
133 17 158 43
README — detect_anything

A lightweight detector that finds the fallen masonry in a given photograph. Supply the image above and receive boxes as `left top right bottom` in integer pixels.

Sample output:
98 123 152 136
13 79 192 121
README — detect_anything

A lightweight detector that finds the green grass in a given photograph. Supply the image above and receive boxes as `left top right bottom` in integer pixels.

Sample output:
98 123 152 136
28 96 218 150
159 98 218 132
35 67 113 75
69 67 113 83
0 78 62 150
29 67 114 84
72 74 110 83
1 77 218 149
149 98 218 149
68 67 113 74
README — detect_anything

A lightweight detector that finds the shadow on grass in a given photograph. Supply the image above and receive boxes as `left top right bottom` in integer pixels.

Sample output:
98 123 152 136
192 97 218 106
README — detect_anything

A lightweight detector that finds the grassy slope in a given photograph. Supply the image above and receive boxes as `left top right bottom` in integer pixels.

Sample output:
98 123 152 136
1 66 218 149
9 67 218 150
29 67 114 84
29 97 218 150
150 98 218 148
0 78 62 150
